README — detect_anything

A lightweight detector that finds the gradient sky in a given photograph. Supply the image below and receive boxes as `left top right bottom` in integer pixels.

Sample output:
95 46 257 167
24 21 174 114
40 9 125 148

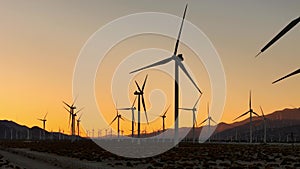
0 0 299 135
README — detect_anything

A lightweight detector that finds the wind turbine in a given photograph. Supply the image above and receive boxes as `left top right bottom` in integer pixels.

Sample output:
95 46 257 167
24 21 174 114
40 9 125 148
109 110 124 138
233 91 260 143
160 105 171 132
63 100 83 136
255 16 300 83
133 75 149 137
260 106 268 144
179 95 201 143
199 102 217 142
130 4 202 143
76 113 83 137
38 112 48 131
63 100 76 136
38 112 47 140
117 97 137 137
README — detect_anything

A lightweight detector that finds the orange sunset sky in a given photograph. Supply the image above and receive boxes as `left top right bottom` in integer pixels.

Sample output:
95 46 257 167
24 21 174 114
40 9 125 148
0 0 299 135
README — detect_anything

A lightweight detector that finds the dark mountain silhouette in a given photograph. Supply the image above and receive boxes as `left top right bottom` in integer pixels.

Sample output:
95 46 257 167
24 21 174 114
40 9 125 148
0 120 73 140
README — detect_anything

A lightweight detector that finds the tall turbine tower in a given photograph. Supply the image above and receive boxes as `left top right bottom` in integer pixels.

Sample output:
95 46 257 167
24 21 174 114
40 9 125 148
130 4 202 143
179 95 201 143
233 91 260 143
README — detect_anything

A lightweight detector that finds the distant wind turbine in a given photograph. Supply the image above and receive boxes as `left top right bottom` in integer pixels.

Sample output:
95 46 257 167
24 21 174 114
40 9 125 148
160 105 171 132
255 16 300 57
259 106 268 144
109 109 124 138
233 91 260 143
63 99 83 136
179 95 201 143
130 4 202 143
133 75 149 137
76 113 83 137
199 102 217 142
117 96 137 137
38 112 48 131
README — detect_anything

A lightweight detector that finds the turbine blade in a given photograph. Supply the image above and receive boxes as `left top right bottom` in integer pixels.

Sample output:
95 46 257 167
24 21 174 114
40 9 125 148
132 96 137 108
193 94 202 108
129 57 173 74
44 112 48 119
78 113 83 120
178 108 193 111
117 108 131 110
72 95 78 107
120 116 125 121
249 90 252 110
199 118 208 126
142 74 148 91
211 118 217 124
233 111 249 121
252 111 260 117
177 61 202 93
260 106 265 117
75 107 84 114
163 105 171 116
272 68 300 84
141 95 149 124
135 81 142 92
64 107 69 113
109 116 118 126
174 4 188 56
256 16 300 57
207 102 209 117
63 101 71 108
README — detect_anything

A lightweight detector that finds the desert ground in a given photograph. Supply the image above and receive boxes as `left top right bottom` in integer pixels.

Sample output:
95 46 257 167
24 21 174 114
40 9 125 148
0 140 300 169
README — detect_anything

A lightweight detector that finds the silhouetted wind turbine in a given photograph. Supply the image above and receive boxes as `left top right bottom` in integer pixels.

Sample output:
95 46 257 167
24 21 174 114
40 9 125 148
130 4 202 142
199 102 217 142
160 105 171 132
260 106 268 144
38 112 48 131
133 75 149 137
117 96 137 137
255 16 300 57
109 110 124 138
77 113 83 137
233 91 260 143
272 68 300 84
63 100 76 136
179 95 201 143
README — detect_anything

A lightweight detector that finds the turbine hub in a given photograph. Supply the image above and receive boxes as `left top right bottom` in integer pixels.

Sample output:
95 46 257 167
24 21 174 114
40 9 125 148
177 54 184 61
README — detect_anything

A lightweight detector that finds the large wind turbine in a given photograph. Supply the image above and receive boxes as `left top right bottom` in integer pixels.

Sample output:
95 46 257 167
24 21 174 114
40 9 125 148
160 105 171 132
256 16 300 83
233 91 260 143
109 110 124 138
260 106 268 144
130 4 202 143
179 95 201 143
199 102 217 142
133 75 149 137
117 97 137 137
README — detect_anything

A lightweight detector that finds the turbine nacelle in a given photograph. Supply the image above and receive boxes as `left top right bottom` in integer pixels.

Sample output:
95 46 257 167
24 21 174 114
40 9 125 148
177 54 184 61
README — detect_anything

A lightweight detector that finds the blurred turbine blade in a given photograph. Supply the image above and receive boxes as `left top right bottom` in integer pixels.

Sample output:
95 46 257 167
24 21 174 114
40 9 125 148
272 68 300 84
129 57 173 74
260 106 265 117
63 101 71 108
132 96 137 108
135 81 142 92
163 105 171 116
109 116 118 126
199 118 208 126
256 16 300 57
193 95 201 108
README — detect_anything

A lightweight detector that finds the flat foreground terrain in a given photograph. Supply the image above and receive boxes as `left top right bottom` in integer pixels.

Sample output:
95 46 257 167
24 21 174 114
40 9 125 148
0 140 300 168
